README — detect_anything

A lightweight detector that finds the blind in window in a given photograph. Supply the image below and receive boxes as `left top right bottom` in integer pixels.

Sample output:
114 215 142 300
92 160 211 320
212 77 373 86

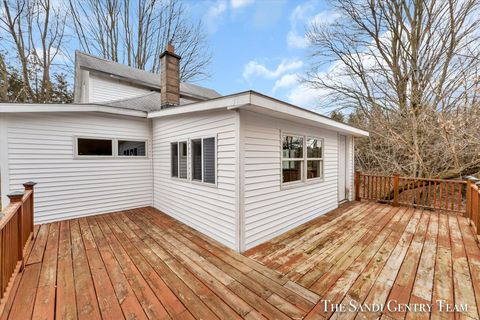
171 143 178 177
203 138 215 184
192 139 202 181
179 141 187 179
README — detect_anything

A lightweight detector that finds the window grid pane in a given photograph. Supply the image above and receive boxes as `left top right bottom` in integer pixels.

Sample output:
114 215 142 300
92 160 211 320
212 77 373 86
283 135 304 159
307 160 322 179
307 138 322 159
118 140 146 156
77 138 113 156
282 160 303 183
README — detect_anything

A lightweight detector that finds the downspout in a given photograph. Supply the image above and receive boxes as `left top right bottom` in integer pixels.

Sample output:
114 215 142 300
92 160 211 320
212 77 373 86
234 108 246 252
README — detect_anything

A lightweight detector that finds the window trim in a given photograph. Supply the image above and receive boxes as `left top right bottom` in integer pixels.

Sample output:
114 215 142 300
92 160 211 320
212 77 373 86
116 139 148 158
189 135 218 187
280 131 324 189
74 136 114 159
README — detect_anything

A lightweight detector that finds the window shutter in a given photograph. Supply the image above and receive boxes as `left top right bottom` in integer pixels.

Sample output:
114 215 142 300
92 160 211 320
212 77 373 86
203 138 215 184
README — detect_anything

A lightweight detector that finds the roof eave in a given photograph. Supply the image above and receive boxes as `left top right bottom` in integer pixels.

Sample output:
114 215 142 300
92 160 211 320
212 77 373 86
0 103 147 118
148 91 369 137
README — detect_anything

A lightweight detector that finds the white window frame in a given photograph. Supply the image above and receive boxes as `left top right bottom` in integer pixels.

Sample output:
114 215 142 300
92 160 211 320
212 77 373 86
281 132 324 189
305 136 324 182
190 135 218 187
116 139 148 158
74 136 149 159
170 141 188 180
74 136 114 159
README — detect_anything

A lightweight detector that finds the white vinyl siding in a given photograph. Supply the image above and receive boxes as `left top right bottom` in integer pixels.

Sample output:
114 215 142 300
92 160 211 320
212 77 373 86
89 74 152 102
241 110 345 250
4 112 152 224
152 110 237 249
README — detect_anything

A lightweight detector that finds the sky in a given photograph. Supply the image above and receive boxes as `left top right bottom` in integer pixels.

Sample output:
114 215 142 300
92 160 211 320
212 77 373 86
185 0 335 113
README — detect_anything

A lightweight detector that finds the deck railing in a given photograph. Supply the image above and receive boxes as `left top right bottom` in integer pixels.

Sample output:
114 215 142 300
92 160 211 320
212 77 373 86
0 182 36 305
354 172 480 236
355 172 466 213
466 180 480 235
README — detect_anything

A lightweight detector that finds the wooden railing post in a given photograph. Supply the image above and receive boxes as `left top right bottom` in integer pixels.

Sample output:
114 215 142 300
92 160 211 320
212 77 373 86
7 191 25 271
466 179 472 219
475 183 480 236
355 171 361 201
393 173 400 207
23 181 36 241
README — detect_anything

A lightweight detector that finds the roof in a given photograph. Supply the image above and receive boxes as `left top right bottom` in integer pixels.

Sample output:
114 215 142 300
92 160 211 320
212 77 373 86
74 51 221 102
148 91 369 137
0 91 368 136
102 92 162 112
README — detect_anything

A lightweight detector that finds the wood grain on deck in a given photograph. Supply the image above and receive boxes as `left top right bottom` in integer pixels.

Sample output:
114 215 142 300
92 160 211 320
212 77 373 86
2 202 480 319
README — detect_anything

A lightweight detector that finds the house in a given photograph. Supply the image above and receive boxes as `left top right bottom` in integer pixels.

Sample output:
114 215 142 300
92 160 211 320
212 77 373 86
0 45 368 252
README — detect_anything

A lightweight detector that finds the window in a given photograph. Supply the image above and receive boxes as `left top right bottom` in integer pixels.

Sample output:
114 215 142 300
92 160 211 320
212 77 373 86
191 139 202 181
191 137 216 184
171 143 178 177
203 138 216 184
77 138 113 156
171 141 187 179
179 141 187 179
118 140 146 156
307 137 323 180
282 135 304 183
282 134 324 184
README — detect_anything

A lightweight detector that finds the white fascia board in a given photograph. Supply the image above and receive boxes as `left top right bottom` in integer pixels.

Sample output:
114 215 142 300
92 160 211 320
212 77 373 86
0 103 147 118
147 92 251 118
247 93 369 137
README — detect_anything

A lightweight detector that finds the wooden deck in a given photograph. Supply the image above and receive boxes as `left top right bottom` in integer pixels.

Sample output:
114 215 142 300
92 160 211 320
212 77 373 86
1 207 319 320
245 201 480 319
2 202 480 319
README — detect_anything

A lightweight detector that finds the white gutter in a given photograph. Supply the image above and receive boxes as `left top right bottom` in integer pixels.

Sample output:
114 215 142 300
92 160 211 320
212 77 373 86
0 103 147 118
247 93 369 137
147 93 251 118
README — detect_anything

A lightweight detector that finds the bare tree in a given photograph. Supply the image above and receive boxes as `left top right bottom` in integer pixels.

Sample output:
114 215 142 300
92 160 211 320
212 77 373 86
0 0 68 102
68 0 211 81
306 0 480 178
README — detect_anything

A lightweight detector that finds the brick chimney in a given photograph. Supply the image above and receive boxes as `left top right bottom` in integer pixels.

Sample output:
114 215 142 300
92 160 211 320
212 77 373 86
160 43 181 109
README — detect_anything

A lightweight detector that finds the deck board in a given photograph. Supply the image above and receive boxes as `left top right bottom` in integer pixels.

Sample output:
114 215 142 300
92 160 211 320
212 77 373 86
3 202 480 319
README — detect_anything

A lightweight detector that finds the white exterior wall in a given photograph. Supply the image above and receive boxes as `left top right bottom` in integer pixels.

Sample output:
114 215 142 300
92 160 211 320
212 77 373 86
89 74 152 102
2 112 152 223
241 110 355 250
152 110 238 249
